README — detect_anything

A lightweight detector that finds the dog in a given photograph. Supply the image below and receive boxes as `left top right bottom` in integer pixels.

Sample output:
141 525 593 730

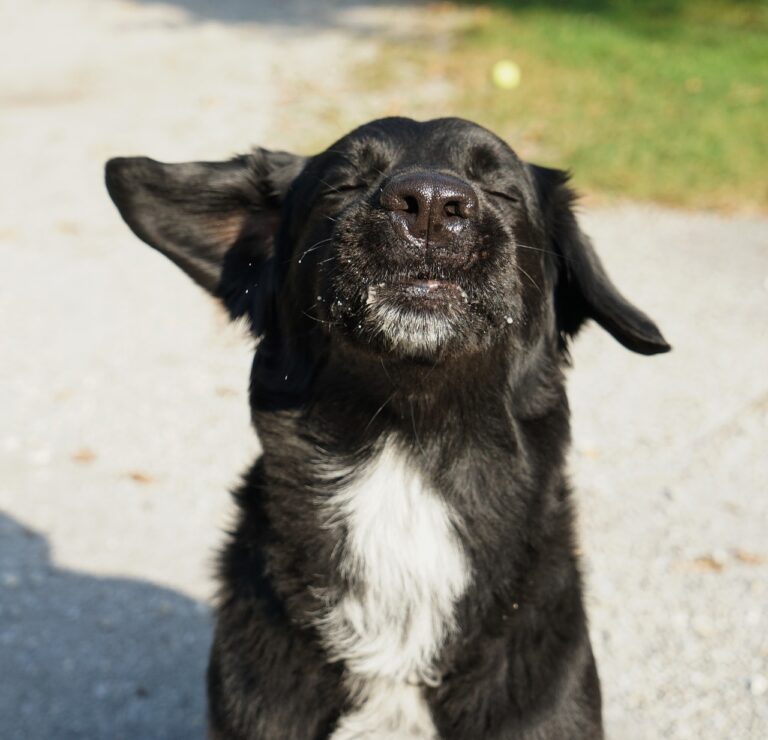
105 116 669 740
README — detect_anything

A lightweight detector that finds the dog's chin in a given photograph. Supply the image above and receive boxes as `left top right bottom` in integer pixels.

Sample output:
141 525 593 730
363 280 470 360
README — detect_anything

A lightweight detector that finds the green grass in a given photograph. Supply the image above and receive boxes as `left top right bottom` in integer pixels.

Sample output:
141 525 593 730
360 1 768 211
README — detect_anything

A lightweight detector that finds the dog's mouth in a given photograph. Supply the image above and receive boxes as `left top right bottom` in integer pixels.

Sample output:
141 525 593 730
357 278 475 358
366 279 468 308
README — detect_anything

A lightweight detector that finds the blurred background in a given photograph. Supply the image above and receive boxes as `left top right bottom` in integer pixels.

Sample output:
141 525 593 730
1 0 766 737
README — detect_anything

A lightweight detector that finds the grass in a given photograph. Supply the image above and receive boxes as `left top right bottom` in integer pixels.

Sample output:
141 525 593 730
357 1 768 211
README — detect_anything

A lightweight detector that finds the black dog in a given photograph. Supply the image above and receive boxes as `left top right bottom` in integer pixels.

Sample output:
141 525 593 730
106 117 669 740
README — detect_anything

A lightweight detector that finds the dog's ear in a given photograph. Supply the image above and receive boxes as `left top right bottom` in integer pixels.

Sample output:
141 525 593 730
528 164 670 355
105 149 306 320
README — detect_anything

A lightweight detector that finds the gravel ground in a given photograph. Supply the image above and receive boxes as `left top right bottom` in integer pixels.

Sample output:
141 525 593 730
1 1 767 738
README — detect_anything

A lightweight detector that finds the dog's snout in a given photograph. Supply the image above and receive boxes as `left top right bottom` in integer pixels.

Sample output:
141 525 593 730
380 172 478 245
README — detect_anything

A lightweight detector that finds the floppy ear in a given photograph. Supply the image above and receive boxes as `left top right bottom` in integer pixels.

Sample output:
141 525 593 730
105 149 306 321
528 164 670 355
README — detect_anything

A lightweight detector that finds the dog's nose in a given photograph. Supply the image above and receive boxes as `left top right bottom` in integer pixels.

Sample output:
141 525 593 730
380 172 478 245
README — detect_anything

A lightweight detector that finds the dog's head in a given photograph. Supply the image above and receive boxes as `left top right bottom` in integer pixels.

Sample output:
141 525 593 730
106 117 668 392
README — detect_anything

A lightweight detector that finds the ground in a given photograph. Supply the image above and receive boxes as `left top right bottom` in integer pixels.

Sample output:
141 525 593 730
1 1 766 738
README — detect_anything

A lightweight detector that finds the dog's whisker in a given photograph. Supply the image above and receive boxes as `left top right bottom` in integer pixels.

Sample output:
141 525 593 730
298 237 334 264
516 242 576 264
409 400 427 459
518 265 543 295
423 357 441 382
364 390 397 432
379 357 394 385
302 310 332 327
316 177 343 194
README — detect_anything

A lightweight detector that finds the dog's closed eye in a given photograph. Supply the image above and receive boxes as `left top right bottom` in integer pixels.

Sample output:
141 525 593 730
483 187 523 205
318 182 368 200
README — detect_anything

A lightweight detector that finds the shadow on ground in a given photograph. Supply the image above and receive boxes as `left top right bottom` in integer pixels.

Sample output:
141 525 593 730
125 0 748 28
0 513 211 740
122 0 420 26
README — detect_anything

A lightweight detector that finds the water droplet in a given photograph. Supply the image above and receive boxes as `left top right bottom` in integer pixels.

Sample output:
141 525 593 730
505 316 513 324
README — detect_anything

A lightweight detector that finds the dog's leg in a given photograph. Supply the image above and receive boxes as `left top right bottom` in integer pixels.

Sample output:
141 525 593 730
206 600 346 740
428 628 603 740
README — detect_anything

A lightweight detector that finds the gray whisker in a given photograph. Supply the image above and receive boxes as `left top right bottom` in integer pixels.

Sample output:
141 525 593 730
298 237 334 264
518 265 543 295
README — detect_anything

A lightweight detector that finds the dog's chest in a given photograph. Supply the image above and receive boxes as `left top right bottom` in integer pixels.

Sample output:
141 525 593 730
317 441 469 737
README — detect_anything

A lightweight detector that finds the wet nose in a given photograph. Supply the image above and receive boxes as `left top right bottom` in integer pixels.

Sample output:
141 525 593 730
380 171 478 245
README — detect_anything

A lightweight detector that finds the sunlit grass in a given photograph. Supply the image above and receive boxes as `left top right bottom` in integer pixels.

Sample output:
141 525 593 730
358 1 767 211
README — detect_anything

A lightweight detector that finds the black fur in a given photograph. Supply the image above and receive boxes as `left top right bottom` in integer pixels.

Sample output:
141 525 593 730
105 117 669 740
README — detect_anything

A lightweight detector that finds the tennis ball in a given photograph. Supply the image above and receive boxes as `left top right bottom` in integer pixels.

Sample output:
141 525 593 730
491 60 521 90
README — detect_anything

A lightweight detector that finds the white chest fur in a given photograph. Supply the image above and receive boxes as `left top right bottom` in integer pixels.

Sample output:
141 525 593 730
317 440 470 739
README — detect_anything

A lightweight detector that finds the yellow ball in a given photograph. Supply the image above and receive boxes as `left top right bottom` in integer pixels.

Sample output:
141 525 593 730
491 60 522 90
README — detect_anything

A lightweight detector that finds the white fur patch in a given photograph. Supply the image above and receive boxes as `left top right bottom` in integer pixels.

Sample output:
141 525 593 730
330 677 437 740
366 287 464 356
317 439 469 738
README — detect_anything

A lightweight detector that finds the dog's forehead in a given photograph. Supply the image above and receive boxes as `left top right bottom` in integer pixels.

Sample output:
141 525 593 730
321 117 523 173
